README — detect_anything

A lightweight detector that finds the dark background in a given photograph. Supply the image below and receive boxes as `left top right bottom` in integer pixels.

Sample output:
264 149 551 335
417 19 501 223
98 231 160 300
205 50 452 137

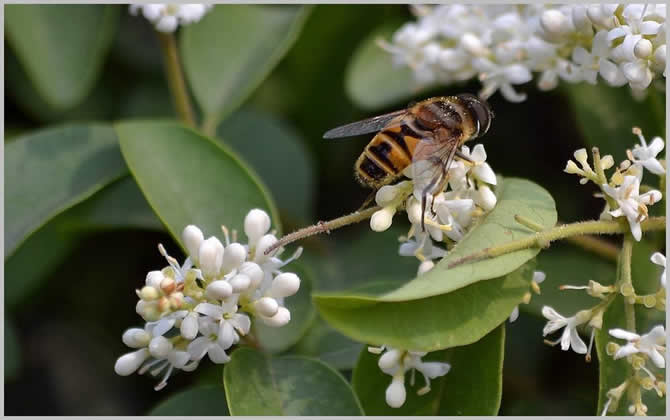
5 4 665 415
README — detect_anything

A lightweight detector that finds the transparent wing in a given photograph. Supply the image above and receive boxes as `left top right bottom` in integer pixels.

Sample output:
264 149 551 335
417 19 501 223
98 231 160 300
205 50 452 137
322 109 408 139
410 135 460 202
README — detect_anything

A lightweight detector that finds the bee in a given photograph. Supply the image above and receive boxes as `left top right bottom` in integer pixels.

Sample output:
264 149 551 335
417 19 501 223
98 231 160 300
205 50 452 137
323 94 494 230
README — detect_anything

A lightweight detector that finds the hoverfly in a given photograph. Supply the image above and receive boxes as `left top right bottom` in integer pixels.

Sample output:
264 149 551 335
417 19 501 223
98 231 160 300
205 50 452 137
323 94 494 230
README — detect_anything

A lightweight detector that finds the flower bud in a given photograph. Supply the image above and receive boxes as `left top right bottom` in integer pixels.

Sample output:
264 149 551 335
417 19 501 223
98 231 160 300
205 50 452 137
270 272 301 298
221 243 247 273
139 286 160 301
370 207 396 232
653 45 666 72
169 292 184 309
160 277 176 295
229 274 251 293
460 32 487 56
255 234 279 263
244 209 271 245
238 262 264 289
417 260 434 275
114 349 150 376
205 280 233 300
199 237 224 278
180 312 199 340
564 160 581 174
634 38 653 59
376 185 401 206
378 349 403 370
540 10 569 39
255 297 279 317
385 375 407 408
145 270 165 289
122 328 151 348
149 336 172 359
600 155 614 170
407 198 422 225
475 185 497 211
606 342 620 356
573 148 589 167
136 300 160 322
260 306 291 327
182 225 204 261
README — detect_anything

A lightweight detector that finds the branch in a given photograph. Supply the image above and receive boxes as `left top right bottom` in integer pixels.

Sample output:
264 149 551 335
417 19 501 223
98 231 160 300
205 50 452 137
157 32 196 128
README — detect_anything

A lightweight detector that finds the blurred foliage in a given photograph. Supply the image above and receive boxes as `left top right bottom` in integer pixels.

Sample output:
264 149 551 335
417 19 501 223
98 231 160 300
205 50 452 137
4 3 665 416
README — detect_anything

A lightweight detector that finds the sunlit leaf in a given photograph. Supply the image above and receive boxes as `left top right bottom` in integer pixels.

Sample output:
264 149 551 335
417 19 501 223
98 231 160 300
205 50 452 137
223 348 363 415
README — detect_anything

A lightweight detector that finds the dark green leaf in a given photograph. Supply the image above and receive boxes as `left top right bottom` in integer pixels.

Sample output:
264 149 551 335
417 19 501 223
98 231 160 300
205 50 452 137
223 348 363 415
149 385 229 415
352 324 504 415
218 108 316 222
345 22 434 110
252 263 316 353
595 295 629 416
5 124 126 258
5 5 119 109
293 316 364 370
564 83 665 161
315 262 532 351
181 5 311 128
4 319 21 382
115 120 280 250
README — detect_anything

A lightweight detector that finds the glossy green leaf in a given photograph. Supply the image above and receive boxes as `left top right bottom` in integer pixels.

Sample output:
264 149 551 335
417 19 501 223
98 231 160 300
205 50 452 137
116 120 280 250
5 124 127 258
218 108 316 222
149 385 229 415
252 263 316 353
564 83 665 161
4 319 21 382
5 5 119 109
181 5 311 127
315 262 532 351
223 348 363 415
346 22 434 110
293 316 364 370
525 244 615 317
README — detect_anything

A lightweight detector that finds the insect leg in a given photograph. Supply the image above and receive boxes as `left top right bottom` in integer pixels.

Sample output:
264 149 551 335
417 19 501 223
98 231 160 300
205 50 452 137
357 189 378 212
454 150 474 164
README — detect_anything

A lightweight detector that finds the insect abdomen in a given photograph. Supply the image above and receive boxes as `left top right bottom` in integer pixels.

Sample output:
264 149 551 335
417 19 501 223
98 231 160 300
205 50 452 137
354 126 418 188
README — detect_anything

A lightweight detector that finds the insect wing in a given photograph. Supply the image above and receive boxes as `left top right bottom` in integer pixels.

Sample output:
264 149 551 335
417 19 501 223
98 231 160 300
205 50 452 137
322 109 407 139
409 135 460 202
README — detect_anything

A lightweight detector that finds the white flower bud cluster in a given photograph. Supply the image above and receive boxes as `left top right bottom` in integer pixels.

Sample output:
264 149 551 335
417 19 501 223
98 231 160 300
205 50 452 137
370 144 497 274
383 4 666 102
368 345 451 408
564 127 664 241
115 209 302 390
129 3 213 33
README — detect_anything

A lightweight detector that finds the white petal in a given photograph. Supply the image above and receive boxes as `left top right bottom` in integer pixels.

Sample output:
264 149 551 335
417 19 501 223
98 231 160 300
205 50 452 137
194 302 224 319
114 349 150 376
122 328 151 348
647 348 665 369
187 337 210 361
532 271 546 284
473 163 497 185
180 312 199 340
614 343 639 359
218 321 235 350
155 15 178 33
230 314 251 336
509 306 520 322
168 350 190 369
244 209 271 244
470 144 487 162
560 327 572 351
645 325 666 345
651 252 666 267
642 159 666 175
260 306 291 327
609 328 640 341
541 306 565 321
569 328 587 354
207 344 231 364
417 361 451 378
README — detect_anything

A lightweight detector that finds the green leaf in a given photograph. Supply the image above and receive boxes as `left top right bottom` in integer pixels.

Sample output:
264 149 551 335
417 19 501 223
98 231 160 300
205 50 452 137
293 316 364 371
5 124 127 258
526 244 615 317
115 120 280 250
223 348 363 415
181 5 311 128
5 5 119 109
315 262 532 351
345 22 434 110
4 319 21 382
564 83 665 161
149 385 229 415
218 108 316 222
352 324 504 415
252 263 316 353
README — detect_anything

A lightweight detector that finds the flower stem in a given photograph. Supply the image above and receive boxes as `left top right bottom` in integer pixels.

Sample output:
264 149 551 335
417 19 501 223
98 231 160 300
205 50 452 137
265 206 382 255
619 234 636 332
157 31 196 128
565 235 619 262
448 217 666 268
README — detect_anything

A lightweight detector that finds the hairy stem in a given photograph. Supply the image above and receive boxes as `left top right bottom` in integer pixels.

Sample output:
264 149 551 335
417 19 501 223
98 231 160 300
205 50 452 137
565 235 619 262
448 217 665 268
265 206 382 255
619 234 636 332
157 32 196 128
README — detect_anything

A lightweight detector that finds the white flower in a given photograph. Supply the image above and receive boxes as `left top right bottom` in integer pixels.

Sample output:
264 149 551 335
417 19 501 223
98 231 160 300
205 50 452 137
602 175 662 241
630 128 665 175
194 296 251 350
129 3 213 33
458 144 497 185
651 252 666 287
187 317 232 364
609 325 666 368
541 306 590 354
371 346 451 408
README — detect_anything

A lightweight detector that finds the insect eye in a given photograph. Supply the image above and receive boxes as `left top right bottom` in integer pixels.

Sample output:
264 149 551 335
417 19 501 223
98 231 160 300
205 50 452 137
460 94 492 137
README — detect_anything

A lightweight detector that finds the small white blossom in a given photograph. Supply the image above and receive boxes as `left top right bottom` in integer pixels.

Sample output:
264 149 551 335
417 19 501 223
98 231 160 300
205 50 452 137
370 346 451 408
609 325 666 368
602 175 662 241
630 128 665 175
129 4 213 33
650 252 666 288
542 306 590 354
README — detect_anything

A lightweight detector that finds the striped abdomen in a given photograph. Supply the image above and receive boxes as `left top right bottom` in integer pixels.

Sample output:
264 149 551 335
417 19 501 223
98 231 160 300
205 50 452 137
354 123 421 188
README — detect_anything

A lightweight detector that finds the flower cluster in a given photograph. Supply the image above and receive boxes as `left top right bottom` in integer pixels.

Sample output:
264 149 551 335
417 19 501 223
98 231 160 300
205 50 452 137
114 209 302 390
370 143 497 274
382 4 666 102
368 345 451 408
564 127 664 241
129 3 213 33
